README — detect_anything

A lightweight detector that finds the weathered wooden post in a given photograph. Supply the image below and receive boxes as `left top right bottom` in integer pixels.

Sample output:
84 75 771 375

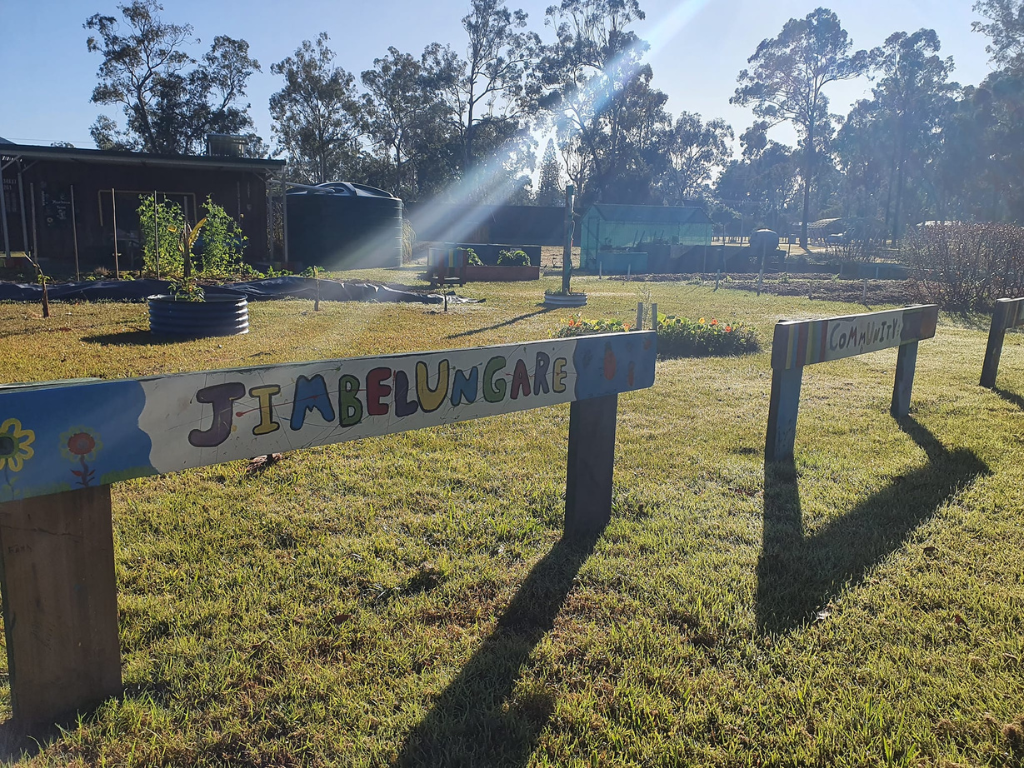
0 331 657 724
565 394 618 537
981 297 1024 388
765 304 938 463
0 486 122 724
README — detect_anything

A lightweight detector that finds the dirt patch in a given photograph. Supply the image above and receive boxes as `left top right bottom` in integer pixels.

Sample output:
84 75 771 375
613 273 918 305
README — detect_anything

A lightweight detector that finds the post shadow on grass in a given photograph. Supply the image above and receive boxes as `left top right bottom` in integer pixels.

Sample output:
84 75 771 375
446 308 555 340
756 419 989 635
994 386 1024 411
393 533 597 768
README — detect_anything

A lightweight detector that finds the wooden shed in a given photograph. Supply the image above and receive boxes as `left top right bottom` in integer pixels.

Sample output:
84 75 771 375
0 140 285 272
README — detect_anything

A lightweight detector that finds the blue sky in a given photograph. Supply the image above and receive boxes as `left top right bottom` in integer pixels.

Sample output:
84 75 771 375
0 0 994 156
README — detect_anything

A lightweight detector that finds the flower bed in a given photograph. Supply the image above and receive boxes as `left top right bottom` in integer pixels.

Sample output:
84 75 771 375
656 315 759 357
553 313 759 357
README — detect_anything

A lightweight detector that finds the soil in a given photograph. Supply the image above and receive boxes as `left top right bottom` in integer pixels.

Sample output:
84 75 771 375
612 273 919 305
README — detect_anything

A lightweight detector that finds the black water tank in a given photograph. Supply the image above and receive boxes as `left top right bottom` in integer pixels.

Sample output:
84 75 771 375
286 182 403 269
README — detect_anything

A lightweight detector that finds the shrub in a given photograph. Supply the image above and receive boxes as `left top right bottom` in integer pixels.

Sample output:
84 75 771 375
137 195 247 278
902 223 1024 311
656 315 759 357
460 247 483 266
552 312 759 357
138 195 185 276
497 249 531 266
197 196 247 276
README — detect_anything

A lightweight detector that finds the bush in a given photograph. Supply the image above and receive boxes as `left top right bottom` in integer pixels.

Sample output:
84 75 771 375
553 313 759 358
656 315 759 357
497 249 531 266
198 196 247 275
137 195 248 278
461 247 483 266
138 195 185 276
902 223 1024 311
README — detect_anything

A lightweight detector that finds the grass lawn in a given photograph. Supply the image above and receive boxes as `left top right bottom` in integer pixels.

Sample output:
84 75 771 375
1 273 1023 766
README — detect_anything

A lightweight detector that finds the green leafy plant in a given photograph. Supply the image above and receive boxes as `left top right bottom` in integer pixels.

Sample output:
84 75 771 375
198 196 247 276
656 314 759 357
167 277 205 302
138 195 186 276
497 249 531 266
461 247 483 266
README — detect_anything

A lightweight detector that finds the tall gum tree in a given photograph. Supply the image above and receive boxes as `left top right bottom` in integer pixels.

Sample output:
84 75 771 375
732 8 869 248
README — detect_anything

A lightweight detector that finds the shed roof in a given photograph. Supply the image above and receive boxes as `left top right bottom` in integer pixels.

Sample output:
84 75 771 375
585 204 711 225
0 141 285 173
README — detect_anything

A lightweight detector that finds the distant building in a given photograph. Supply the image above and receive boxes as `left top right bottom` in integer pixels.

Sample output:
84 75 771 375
0 141 285 269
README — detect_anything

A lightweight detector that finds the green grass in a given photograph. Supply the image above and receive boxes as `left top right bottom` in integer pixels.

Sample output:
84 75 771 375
2 273 1024 766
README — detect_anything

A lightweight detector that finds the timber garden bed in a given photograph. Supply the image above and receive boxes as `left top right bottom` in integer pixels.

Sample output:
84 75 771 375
1 273 1023 766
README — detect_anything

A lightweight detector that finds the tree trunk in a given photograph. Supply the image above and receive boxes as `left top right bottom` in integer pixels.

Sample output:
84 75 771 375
800 124 814 249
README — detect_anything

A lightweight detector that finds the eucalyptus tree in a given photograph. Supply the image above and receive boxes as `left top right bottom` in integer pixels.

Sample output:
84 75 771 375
660 112 733 204
421 0 541 175
537 0 669 205
269 34 364 184
732 8 870 247
85 0 261 154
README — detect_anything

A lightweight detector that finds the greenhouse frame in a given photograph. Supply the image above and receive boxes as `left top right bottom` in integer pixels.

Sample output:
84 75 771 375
579 204 713 270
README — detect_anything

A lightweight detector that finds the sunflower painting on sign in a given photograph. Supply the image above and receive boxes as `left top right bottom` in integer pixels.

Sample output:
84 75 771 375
0 418 35 475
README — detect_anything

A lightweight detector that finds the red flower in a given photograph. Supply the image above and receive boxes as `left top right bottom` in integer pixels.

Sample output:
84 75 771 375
67 432 96 456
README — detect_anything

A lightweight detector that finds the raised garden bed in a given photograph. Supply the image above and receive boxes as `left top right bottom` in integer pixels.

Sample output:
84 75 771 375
148 294 249 337
464 265 540 282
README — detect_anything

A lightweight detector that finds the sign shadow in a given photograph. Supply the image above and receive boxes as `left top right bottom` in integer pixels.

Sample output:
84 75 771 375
446 308 555 340
393 533 598 767
757 419 989 634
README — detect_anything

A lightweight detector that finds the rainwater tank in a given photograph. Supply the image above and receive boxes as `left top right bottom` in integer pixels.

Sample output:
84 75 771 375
286 182 403 270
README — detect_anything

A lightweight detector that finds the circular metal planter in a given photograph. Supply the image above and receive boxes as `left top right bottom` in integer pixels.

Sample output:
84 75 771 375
148 294 249 338
543 292 588 308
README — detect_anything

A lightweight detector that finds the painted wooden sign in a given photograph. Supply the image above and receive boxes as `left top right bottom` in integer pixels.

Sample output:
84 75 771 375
771 304 938 370
0 332 656 503
766 305 939 463
980 297 1024 388
0 331 655 725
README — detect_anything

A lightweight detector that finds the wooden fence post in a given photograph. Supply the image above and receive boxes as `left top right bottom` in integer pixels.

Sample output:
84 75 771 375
981 300 1011 389
0 486 122 724
891 340 919 418
565 394 618 538
765 366 803 463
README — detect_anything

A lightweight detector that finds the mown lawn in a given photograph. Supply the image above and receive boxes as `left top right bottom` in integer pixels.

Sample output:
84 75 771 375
1 273 1023 767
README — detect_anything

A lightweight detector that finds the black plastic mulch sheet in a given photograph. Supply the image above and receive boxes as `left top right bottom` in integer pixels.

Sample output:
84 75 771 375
0 276 475 305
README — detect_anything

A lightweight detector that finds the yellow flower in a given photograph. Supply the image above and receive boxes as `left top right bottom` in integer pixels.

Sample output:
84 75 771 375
0 418 35 473
698 317 705 324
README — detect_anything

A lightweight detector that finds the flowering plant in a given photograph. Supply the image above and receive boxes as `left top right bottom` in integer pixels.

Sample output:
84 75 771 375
656 314 759 357
553 314 629 337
